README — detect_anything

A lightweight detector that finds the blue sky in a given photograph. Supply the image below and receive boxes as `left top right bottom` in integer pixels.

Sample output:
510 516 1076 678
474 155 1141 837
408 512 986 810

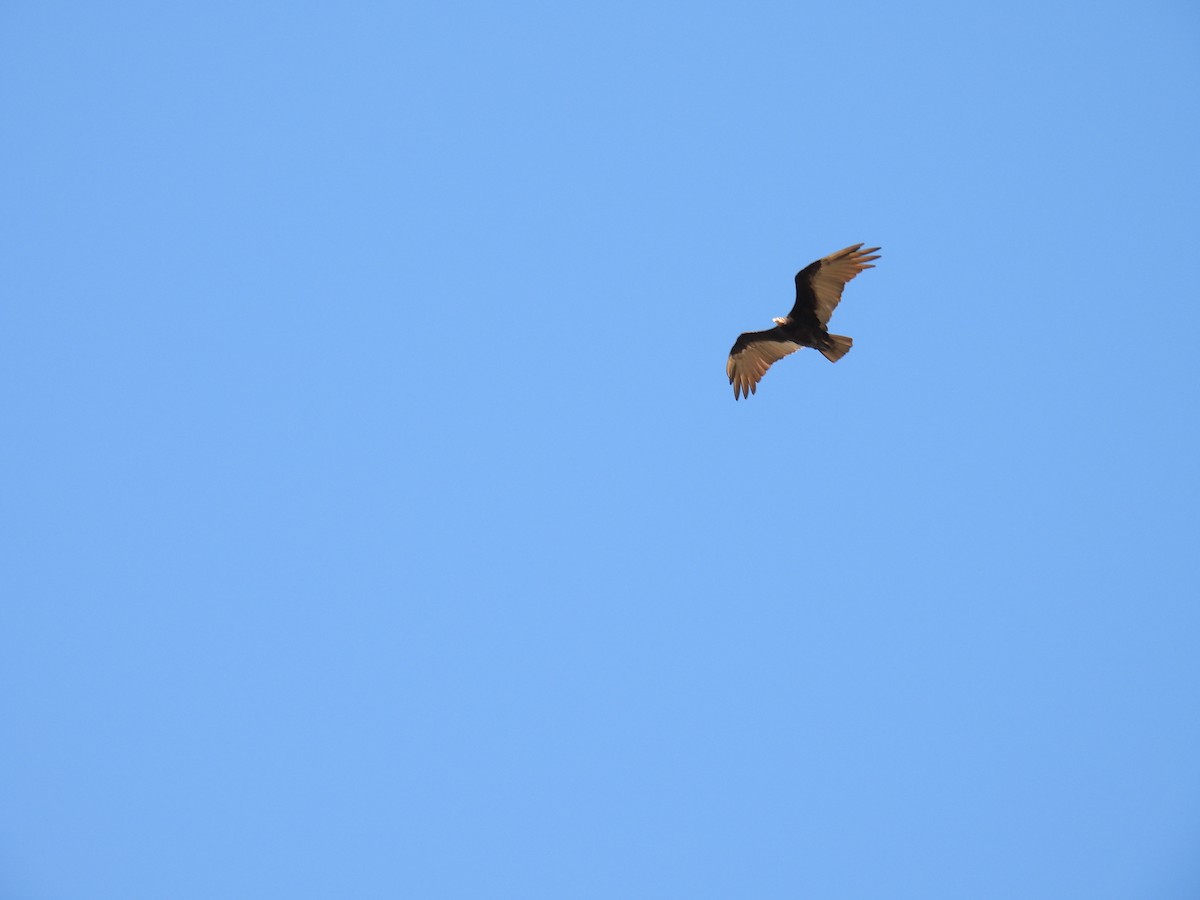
3 1 1199 897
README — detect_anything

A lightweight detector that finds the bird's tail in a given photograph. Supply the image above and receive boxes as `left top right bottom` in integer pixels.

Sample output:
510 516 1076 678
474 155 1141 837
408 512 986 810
819 333 853 363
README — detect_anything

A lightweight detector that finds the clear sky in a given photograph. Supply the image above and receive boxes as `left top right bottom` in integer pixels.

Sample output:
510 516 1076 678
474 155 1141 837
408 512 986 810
3 1 1199 898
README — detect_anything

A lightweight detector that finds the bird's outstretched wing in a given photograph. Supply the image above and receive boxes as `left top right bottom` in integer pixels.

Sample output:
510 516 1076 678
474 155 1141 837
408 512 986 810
791 243 881 326
726 328 801 400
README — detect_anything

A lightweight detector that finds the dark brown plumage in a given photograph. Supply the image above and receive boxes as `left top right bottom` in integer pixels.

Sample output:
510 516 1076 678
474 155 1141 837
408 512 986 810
726 243 880 399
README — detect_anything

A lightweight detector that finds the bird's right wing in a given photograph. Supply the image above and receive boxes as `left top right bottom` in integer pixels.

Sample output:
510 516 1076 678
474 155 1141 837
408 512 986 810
726 329 801 399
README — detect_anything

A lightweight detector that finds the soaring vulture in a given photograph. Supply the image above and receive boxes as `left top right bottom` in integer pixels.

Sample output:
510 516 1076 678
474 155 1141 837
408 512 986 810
726 243 880 399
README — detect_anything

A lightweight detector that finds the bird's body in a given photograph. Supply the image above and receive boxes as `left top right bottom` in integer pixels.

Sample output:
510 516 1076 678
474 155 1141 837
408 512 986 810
726 243 880 399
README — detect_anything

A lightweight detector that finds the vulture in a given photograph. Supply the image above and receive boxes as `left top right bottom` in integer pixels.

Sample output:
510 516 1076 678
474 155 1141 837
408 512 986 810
726 243 880 399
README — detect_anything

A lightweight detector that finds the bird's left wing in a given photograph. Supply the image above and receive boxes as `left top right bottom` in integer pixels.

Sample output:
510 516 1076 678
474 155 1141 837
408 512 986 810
792 243 881 326
726 329 801 399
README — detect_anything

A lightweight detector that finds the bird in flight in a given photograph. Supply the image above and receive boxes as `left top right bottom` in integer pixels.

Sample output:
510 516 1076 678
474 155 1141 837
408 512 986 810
726 244 881 399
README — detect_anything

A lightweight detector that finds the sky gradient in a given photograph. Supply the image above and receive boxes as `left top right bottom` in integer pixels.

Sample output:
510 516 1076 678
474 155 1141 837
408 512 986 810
3 2 1200 898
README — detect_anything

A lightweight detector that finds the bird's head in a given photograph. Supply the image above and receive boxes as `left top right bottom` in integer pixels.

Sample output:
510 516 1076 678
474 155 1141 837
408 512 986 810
772 316 789 326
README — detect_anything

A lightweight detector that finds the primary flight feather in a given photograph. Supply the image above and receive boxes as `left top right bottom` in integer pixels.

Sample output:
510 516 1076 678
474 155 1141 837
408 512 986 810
726 243 880 399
